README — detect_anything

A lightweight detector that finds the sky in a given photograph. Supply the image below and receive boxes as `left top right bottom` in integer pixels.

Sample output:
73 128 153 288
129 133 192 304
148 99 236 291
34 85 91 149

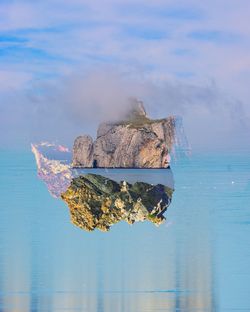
0 0 250 151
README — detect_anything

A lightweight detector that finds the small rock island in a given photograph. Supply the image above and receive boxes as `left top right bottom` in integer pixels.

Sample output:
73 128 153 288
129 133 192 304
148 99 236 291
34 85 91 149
31 98 188 232
72 99 178 168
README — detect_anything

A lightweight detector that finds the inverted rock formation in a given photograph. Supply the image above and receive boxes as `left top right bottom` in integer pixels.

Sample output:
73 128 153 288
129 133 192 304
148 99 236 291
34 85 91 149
31 142 73 197
72 99 179 168
61 173 173 232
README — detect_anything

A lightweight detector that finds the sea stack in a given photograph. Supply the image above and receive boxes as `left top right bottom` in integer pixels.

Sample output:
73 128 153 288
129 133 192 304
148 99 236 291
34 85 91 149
72 99 179 168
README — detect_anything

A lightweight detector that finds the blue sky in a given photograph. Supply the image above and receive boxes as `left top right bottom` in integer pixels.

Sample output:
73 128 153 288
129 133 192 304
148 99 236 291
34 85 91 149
0 0 250 149
0 0 249 87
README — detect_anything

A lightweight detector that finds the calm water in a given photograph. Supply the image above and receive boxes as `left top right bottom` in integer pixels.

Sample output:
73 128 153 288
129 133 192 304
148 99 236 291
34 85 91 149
0 150 250 311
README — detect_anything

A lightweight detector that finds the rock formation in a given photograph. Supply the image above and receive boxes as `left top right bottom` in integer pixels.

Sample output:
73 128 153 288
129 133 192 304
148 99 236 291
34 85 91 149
31 143 174 232
72 99 179 168
31 99 184 232
61 173 173 232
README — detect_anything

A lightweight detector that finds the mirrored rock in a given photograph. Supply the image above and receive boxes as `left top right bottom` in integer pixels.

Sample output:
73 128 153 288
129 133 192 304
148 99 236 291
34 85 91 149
61 174 174 232
31 142 174 232
31 142 73 197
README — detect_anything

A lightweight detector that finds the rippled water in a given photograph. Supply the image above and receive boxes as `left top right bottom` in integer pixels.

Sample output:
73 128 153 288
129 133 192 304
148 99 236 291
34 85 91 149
0 150 250 311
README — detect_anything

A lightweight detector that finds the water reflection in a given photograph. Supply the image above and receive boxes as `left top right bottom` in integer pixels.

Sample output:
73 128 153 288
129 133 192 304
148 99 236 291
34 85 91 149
32 142 175 231
61 174 174 231
0 151 250 311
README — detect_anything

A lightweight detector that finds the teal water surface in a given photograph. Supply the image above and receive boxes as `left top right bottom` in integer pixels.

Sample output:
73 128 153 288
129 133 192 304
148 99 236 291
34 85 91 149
0 150 250 311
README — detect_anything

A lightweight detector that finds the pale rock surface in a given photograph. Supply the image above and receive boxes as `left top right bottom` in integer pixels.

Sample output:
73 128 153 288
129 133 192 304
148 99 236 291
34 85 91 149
73 135 93 167
72 99 182 168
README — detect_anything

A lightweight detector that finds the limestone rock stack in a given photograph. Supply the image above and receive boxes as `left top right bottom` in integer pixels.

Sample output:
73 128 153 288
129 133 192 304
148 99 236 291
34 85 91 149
72 99 180 168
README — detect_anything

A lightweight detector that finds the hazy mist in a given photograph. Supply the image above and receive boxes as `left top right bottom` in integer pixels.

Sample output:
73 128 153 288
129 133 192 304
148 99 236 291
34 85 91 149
1 67 249 152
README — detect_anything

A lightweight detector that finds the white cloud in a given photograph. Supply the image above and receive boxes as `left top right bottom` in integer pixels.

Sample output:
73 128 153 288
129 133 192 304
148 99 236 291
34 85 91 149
0 70 32 91
0 0 249 149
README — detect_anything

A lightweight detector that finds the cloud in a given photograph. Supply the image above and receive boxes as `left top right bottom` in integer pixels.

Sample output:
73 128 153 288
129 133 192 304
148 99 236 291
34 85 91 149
118 4 204 20
0 0 250 151
142 79 249 150
187 30 241 43
0 67 249 152
0 69 32 91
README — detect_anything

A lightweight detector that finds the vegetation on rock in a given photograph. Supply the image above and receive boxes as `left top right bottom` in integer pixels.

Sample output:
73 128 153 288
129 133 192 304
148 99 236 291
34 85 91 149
61 173 173 232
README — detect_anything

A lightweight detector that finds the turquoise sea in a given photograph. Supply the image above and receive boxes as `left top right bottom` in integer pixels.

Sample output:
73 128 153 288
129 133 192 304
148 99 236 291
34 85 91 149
0 150 250 311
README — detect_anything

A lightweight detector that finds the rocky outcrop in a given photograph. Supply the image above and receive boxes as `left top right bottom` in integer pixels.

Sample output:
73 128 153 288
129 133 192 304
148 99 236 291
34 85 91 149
72 99 179 168
61 174 173 232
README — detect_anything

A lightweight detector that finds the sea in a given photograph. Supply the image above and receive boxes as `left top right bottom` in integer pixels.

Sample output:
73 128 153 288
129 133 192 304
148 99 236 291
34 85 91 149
0 149 250 311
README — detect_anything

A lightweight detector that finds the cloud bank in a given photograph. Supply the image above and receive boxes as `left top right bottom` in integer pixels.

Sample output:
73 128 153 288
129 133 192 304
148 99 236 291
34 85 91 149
0 0 249 151
1 67 249 152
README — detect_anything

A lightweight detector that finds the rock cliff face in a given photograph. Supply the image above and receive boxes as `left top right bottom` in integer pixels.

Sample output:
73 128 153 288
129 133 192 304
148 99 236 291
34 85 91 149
72 99 177 168
61 173 173 232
